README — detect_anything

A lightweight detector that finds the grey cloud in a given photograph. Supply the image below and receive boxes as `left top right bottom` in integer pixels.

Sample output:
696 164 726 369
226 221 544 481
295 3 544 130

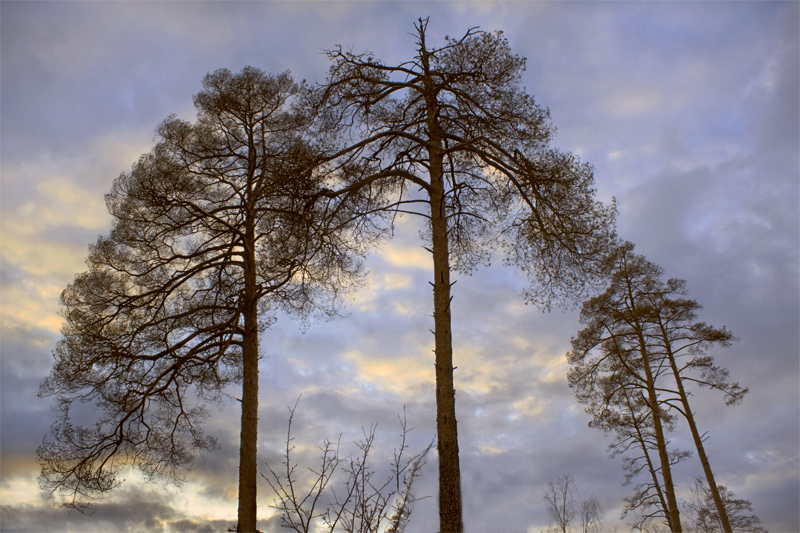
1 325 60 452
459 439 626 532
1 487 178 532
1 492 237 533
166 518 236 533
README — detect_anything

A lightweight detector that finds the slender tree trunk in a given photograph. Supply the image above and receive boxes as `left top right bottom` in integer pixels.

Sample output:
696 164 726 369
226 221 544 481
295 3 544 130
429 150 464 533
419 39 463 533
625 285 681 532
660 328 732 532
638 352 681 531
558 476 569 533
237 219 260 532
623 390 672 528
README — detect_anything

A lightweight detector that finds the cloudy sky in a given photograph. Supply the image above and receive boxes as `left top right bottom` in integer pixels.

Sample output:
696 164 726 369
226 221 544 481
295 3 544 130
1 1 797 532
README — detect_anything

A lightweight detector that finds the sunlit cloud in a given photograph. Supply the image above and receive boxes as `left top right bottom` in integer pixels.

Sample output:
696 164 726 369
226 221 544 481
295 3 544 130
381 243 431 270
0 134 164 337
382 271 413 290
343 349 432 394
511 396 547 419
165 478 240 523
391 299 423 317
0 457 43 508
0 281 64 335
478 442 508 456
34 178 110 228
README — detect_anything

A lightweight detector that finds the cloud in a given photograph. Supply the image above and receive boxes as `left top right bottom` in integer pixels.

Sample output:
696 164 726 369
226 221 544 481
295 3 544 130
2 484 176 532
380 241 432 270
381 271 413 291
0 129 165 342
166 518 239 533
343 349 433 395
0 482 240 533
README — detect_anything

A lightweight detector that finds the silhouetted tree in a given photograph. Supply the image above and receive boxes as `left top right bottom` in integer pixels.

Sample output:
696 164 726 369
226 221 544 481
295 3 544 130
600 386 692 530
312 18 617 531
684 478 766 533
568 246 682 531
579 496 603 533
568 242 750 533
263 401 433 533
542 473 603 533
38 67 362 532
544 474 576 533
646 275 747 533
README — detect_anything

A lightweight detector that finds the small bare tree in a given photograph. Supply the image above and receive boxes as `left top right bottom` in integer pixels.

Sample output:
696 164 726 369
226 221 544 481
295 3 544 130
683 478 766 533
544 474 575 533
263 401 433 533
579 496 603 533
543 473 603 533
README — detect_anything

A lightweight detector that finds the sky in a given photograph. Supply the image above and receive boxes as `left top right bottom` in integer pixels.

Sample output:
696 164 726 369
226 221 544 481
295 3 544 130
0 1 798 532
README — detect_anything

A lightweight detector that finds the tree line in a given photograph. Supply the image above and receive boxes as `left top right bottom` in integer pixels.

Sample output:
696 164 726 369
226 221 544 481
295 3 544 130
37 18 757 533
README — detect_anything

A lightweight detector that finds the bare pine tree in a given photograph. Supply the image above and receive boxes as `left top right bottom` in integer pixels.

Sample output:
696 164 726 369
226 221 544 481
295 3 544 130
646 276 747 533
37 67 363 532
310 19 617 530
568 249 683 530
568 242 752 533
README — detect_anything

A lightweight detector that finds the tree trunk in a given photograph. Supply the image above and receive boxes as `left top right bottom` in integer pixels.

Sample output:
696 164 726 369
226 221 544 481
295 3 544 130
623 390 672 527
237 220 260 533
419 39 463 533
626 287 681 532
643 381 681 531
429 139 463 533
638 349 681 531
661 329 732 533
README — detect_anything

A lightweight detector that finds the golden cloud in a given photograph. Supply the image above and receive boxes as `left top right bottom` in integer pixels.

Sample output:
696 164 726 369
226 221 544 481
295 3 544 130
381 243 431 270
343 349 433 394
511 396 547 419
381 272 413 290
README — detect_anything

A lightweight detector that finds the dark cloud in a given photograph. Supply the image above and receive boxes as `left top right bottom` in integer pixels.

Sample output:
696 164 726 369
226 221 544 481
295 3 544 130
167 518 236 533
1 492 237 533
0 325 60 454
1 486 178 532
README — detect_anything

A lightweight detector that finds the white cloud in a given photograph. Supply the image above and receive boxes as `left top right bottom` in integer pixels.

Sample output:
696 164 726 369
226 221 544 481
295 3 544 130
381 271 413 290
381 242 431 270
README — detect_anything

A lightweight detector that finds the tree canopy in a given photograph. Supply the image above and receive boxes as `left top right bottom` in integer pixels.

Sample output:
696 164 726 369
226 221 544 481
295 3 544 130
38 67 362 531
41 19 626 532
311 18 617 531
568 242 751 532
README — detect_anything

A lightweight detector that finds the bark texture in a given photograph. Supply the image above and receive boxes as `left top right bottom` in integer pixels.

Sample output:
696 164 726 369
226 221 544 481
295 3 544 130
430 156 463 532
238 220 261 532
